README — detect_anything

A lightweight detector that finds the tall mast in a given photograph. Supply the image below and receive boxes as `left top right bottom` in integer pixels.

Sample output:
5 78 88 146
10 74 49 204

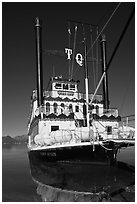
68 22 71 81
35 17 44 107
100 35 109 110
83 25 89 128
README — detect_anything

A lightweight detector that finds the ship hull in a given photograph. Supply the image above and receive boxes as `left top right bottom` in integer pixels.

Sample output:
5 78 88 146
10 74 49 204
28 143 117 165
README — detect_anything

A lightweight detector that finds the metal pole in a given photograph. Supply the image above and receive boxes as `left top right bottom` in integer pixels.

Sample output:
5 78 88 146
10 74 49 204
100 35 109 110
35 17 44 107
83 25 89 128
68 22 71 81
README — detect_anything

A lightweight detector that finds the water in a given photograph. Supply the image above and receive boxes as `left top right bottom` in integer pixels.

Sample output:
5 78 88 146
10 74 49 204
2 144 36 202
2 144 135 202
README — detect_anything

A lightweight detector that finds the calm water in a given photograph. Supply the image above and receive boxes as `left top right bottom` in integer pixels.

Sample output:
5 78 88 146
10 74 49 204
2 144 135 202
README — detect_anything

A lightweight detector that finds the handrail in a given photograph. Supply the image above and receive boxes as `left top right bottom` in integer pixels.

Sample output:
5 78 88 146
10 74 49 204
32 89 103 102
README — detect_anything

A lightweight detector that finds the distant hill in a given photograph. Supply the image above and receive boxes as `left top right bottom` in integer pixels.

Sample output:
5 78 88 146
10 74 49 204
14 134 28 143
2 136 16 144
2 135 28 144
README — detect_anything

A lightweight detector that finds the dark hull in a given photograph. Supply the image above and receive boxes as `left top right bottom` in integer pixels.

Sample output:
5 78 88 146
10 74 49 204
28 143 117 165
27 144 135 202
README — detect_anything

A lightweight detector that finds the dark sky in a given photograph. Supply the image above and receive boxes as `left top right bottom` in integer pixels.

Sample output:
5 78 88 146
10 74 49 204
2 2 135 137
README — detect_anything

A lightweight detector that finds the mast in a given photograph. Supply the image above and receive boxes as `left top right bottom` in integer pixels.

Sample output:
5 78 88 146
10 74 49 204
35 17 44 107
100 35 109 110
83 25 89 128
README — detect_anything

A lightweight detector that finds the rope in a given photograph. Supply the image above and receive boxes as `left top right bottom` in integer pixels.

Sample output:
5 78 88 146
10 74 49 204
89 72 105 104
68 22 71 80
90 26 96 90
96 119 106 128
96 26 99 87
73 3 121 79
91 120 113 151
71 24 77 80
87 2 121 56
98 141 113 151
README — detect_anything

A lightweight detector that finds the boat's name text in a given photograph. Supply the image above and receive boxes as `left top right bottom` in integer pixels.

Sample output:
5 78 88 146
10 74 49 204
65 48 83 66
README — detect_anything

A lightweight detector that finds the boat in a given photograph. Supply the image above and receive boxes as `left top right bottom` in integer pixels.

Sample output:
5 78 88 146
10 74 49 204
27 15 134 164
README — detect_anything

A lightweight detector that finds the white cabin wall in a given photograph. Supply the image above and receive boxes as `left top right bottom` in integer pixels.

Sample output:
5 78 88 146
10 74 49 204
94 120 119 139
38 119 75 136
91 103 104 115
44 99 84 119
52 81 78 99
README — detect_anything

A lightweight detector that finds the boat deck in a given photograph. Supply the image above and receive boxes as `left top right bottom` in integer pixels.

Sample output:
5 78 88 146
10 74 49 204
28 139 135 151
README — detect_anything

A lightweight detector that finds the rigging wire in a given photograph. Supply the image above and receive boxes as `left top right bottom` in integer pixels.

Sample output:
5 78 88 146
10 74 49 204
97 3 117 27
68 22 71 80
96 26 99 86
107 6 135 68
72 2 121 78
71 24 77 80
90 5 135 105
87 2 121 56
90 26 96 90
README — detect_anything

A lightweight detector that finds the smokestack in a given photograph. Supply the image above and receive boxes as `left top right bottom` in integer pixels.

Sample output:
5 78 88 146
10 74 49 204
100 35 109 110
35 17 44 107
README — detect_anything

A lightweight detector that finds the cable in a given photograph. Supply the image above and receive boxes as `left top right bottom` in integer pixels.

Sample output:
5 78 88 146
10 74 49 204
68 22 71 80
107 6 135 69
90 5 135 105
71 24 77 80
73 3 121 86
87 2 121 56
98 141 113 151
96 26 99 87
90 26 96 90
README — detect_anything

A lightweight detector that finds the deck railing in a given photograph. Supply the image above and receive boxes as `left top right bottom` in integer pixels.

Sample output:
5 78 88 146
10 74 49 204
32 89 103 102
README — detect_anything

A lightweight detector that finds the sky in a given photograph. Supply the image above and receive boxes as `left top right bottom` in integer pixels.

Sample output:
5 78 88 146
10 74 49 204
2 2 135 137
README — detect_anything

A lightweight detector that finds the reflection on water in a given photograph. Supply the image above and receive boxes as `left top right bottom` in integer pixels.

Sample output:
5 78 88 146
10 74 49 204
2 144 135 202
28 148 135 202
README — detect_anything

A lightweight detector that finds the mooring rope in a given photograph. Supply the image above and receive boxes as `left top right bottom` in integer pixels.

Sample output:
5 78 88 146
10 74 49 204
98 141 113 151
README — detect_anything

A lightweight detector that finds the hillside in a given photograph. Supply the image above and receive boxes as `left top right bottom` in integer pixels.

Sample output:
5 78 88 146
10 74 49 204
2 135 28 144
14 134 28 143
2 136 16 144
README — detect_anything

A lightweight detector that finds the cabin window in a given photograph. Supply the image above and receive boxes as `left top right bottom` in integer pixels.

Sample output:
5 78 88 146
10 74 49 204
107 126 112 135
63 83 68 90
83 104 86 116
46 102 50 114
70 84 75 91
61 103 65 113
51 126 59 131
75 105 79 112
69 104 73 113
96 105 99 115
53 103 58 114
55 83 62 89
